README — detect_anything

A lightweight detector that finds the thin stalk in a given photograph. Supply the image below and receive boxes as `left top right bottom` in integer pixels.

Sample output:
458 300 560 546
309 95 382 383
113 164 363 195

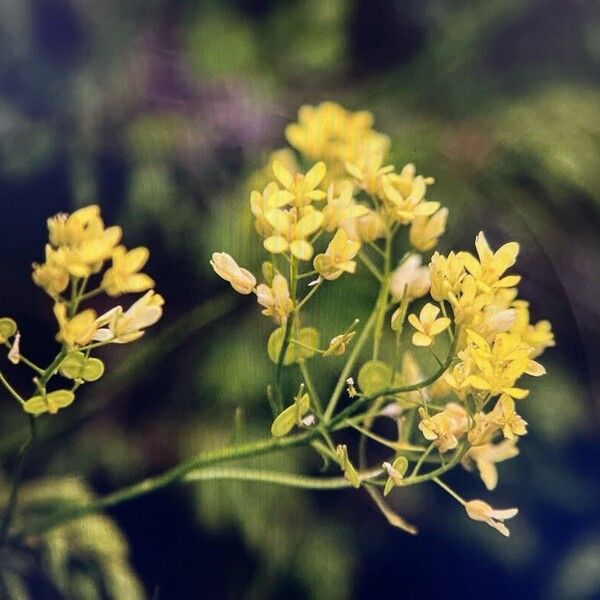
0 370 25 406
0 416 36 542
323 309 377 421
372 231 392 360
185 466 383 489
294 280 321 312
358 251 383 282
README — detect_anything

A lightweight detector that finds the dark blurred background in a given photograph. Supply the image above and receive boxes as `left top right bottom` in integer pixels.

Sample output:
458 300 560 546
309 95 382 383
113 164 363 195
0 0 599 598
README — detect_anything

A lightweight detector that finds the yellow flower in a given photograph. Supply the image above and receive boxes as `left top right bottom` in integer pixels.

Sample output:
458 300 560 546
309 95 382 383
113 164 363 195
250 182 281 237
255 274 294 324
343 208 386 243
429 251 466 302
461 232 521 291
54 303 98 348
263 207 324 260
408 303 451 346
47 205 122 277
272 160 327 207
463 329 545 400
248 148 298 192
389 254 431 301
93 291 164 344
345 151 394 197
491 394 528 440
47 205 103 247
284 102 390 172
314 228 361 281
462 439 519 491
448 274 493 328
210 252 257 295
381 168 439 224
464 499 518 537
409 207 448 251
418 403 468 452
321 181 369 232
510 300 555 358
32 245 69 297
102 246 155 296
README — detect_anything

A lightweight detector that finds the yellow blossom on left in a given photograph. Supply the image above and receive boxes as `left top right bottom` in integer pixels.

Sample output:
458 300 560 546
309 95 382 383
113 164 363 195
54 303 97 348
314 228 361 281
408 303 451 346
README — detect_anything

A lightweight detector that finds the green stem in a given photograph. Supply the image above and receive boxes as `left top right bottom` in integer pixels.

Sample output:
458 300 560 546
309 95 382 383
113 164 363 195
185 466 383 489
0 416 36 542
298 359 323 417
323 309 377 422
372 231 392 360
294 280 322 313
0 370 25 406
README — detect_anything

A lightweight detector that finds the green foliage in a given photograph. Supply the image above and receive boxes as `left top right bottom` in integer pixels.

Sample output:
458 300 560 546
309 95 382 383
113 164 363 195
181 425 354 600
0 477 144 599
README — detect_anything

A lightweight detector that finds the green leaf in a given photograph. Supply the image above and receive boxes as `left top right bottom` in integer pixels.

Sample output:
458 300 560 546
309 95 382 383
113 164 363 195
271 393 310 437
358 360 393 396
267 327 319 365
0 317 17 341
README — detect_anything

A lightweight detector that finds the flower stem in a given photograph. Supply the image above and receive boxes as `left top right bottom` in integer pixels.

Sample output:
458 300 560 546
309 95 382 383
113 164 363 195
0 416 36 543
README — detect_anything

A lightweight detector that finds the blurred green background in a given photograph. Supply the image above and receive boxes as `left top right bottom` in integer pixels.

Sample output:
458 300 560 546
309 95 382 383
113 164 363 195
0 0 599 598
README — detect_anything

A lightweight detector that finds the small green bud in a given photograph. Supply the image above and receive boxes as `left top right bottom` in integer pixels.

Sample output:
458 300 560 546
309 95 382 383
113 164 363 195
0 317 17 342
383 456 409 496
262 261 275 284
271 392 310 437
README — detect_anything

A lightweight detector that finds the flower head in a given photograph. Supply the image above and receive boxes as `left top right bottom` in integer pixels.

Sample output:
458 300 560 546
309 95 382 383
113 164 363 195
210 252 256 295
263 207 324 261
54 304 98 348
255 274 294 324
462 439 519 490
272 160 327 207
410 207 448 251
93 291 164 344
390 254 431 301
464 499 518 537
314 228 361 281
102 246 155 296
408 303 451 346
418 403 468 452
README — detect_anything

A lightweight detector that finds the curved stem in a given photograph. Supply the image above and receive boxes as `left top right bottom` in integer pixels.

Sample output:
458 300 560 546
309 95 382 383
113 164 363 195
185 466 383 489
0 370 25 406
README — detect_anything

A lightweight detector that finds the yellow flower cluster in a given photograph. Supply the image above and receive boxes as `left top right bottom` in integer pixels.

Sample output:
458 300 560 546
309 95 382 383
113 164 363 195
31 205 163 351
211 101 555 538
0 205 164 419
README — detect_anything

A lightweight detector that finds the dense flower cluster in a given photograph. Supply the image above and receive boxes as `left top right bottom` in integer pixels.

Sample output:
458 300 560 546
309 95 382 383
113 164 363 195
211 101 555 537
1 205 163 417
